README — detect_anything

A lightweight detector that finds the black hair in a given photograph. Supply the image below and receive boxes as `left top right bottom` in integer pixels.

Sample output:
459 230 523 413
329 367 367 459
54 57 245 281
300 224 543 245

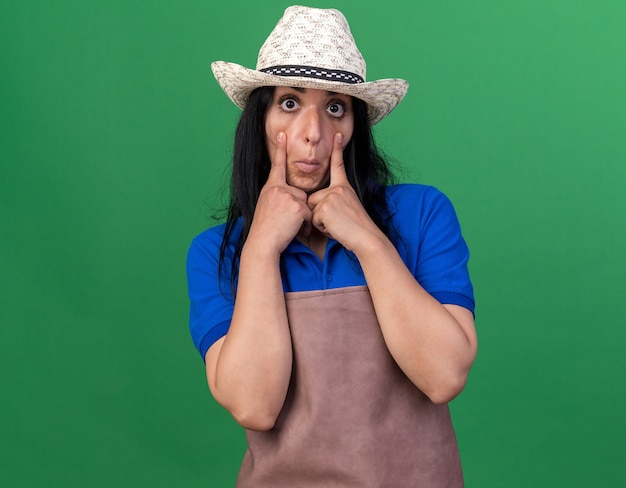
218 85 396 296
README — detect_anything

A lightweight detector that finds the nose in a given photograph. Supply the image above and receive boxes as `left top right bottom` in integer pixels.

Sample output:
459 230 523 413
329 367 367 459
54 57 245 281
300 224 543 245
303 108 322 145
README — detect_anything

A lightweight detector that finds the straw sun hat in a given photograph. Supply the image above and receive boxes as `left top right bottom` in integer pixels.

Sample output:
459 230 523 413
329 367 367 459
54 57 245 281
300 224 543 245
211 5 408 125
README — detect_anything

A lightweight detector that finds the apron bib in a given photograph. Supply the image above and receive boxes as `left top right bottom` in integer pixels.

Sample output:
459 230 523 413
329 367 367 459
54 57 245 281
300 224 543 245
236 286 463 487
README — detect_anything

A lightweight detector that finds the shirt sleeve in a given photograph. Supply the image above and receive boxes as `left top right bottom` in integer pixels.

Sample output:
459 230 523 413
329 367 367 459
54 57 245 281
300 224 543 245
186 224 236 360
389 185 475 314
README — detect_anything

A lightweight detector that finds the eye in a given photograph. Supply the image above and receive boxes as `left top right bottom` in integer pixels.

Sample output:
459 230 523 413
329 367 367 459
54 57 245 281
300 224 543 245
279 97 299 111
327 102 346 118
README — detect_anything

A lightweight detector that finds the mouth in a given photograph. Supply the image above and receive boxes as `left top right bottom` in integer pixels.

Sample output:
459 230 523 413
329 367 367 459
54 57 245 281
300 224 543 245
293 159 322 174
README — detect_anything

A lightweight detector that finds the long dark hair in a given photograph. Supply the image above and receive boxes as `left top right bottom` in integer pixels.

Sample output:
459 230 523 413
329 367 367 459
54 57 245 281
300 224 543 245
218 86 395 295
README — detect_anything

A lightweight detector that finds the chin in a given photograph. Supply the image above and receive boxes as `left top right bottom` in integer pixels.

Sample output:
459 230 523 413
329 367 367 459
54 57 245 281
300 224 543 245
289 176 329 194
298 182 328 194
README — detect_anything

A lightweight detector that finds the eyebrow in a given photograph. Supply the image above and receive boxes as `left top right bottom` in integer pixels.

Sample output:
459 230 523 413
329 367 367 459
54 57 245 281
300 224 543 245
290 87 339 96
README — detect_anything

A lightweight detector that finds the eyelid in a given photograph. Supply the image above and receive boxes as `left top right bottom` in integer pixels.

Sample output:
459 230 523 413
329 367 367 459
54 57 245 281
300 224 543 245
328 100 347 108
330 97 350 108
278 93 300 104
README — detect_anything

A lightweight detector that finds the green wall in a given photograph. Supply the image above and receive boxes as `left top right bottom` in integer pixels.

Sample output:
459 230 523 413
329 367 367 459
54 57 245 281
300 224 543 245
2 1 625 486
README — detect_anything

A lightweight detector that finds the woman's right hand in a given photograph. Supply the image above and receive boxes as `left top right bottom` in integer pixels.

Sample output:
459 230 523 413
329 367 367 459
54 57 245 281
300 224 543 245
206 132 297 430
247 132 311 254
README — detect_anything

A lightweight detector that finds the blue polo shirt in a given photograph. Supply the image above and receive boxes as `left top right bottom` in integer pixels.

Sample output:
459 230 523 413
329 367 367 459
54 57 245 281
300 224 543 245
187 184 475 359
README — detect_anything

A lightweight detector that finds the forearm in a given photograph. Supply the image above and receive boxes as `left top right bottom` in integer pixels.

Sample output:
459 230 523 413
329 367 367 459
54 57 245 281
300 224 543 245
354 232 477 404
208 243 293 430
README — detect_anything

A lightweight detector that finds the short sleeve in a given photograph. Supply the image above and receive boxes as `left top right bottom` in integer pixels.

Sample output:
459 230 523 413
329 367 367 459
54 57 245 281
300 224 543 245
388 185 475 314
186 223 238 360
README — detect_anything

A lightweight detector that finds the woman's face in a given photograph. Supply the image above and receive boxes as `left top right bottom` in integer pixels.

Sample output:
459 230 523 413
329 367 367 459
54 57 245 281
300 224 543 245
265 86 354 193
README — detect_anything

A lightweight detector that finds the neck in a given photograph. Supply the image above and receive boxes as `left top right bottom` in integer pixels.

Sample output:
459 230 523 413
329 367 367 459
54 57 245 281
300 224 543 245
297 227 328 261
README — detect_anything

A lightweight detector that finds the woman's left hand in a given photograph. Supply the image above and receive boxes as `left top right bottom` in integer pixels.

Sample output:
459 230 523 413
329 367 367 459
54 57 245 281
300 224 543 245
307 133 383 252
309 133 477 403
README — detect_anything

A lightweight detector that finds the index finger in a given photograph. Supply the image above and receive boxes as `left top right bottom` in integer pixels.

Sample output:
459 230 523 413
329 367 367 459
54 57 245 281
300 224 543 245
267 131 288 185
329 132 349 186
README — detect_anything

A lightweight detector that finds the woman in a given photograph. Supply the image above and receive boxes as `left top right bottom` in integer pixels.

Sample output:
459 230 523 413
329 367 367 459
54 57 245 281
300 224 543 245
187 6 477 487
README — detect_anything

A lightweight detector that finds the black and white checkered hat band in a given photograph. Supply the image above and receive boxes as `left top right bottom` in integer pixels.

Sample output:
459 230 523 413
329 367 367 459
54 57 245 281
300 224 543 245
259 65 364 84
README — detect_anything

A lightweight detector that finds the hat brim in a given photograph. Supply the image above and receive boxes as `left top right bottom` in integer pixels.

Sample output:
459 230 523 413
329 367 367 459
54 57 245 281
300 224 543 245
212 61 408 125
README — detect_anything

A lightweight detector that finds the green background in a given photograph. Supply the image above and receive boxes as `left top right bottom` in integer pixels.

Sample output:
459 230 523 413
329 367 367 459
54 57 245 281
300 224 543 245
2 0 625 486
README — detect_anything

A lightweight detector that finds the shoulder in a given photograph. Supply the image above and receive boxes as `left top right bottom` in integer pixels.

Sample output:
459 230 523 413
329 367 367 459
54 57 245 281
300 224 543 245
385 183 451 205
190 222 227 249
187 225 223 266
384 184 457 226
384 184 474 313
188 220 242 261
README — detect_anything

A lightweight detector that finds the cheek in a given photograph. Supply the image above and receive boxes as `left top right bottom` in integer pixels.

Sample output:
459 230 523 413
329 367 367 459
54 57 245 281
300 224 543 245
343 117 355 145
265 116 289 161
265 126 280 162
265 131 275 156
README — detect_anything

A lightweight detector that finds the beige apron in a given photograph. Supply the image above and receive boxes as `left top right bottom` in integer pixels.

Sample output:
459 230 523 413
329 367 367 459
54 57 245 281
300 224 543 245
236 286 463 487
